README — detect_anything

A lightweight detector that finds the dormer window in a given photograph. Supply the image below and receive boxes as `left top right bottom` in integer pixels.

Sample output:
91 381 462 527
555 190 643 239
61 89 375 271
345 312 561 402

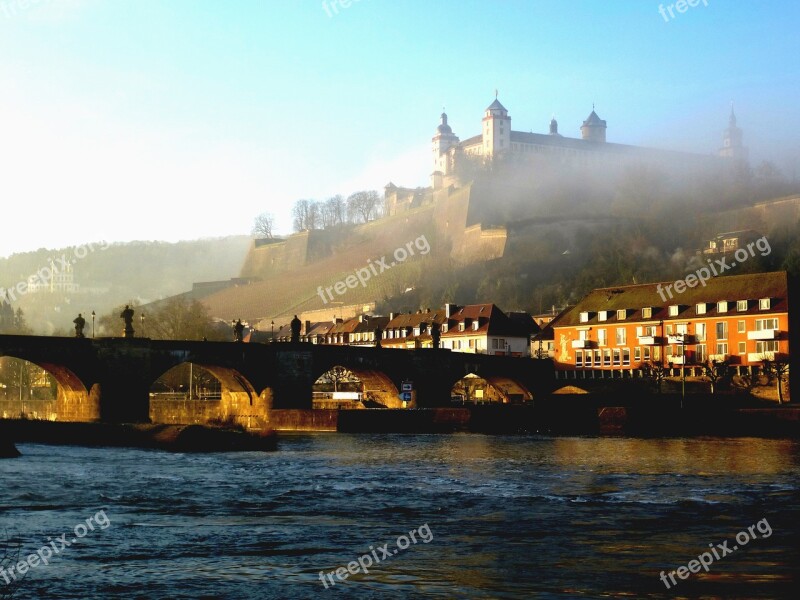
413 327 420 336
759 298 771 310
579 311 590 323
472 321 479 331
737 300 748 312
616 309 627 320
642 307 652 319
696 303 706 315
717 301 728 313
598 311 608 322
441 324 448 333
458 323 465 332
668 305 680 317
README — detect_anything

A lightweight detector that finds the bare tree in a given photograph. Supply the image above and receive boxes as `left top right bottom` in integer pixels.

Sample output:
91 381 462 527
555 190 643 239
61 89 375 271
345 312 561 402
346 190 381 224
252 212 275 238
702 359 732 395
762 356 790 404
292 199 311 232
306 201 320 231
642 361 667 394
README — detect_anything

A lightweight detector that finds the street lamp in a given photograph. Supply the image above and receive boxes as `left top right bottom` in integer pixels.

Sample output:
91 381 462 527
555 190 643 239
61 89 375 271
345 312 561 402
141 312 146 337
271 320 274 341
91 311 95 338
675 331 688 408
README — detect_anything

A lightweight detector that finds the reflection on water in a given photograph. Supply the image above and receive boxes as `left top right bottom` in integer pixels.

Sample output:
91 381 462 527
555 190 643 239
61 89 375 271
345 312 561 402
1 435 798 599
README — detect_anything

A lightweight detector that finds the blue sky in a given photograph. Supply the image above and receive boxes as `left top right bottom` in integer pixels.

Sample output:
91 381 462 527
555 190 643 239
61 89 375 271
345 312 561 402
1 0 798 256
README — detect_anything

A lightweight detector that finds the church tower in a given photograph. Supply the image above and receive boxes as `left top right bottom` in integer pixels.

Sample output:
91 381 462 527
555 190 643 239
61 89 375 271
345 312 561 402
719 103 748 162
482 96 511 158
432 111 459 175
581 106 607 142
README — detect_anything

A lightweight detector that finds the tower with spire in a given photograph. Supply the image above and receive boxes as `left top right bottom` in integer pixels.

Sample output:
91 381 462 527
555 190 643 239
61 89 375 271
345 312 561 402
432 110 460 175
719 103 748 162
580 105 607 142
482 94 511 158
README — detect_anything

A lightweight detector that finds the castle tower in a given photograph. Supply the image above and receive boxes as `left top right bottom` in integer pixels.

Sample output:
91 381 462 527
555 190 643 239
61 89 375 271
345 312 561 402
580 106 607 142
549 115 561 136
482 96 511 158
719 103 748 162
431 110 460 175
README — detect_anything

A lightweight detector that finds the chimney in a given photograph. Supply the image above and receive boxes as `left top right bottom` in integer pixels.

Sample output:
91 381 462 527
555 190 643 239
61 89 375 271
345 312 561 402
389 312 396 320
304 320 311 334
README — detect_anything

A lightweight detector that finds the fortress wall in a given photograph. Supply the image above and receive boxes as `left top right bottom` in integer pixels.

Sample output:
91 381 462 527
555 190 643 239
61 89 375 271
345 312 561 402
460 224 507 262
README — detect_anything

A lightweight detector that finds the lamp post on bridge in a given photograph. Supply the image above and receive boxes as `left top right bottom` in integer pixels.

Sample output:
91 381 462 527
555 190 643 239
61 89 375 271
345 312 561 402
91 310 95 338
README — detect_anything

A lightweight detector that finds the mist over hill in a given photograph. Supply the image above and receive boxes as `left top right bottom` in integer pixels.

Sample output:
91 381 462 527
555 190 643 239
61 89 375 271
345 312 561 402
0 236 251 334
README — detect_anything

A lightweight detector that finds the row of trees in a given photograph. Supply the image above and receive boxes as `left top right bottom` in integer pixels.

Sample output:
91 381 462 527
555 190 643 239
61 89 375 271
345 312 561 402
252 190 385 237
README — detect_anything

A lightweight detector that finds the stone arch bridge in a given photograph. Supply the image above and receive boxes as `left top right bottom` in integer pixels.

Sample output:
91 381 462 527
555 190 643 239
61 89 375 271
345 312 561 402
0 335 554 424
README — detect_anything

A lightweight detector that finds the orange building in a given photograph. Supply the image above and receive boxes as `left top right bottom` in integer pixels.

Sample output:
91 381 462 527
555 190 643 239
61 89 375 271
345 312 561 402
551 271 793 381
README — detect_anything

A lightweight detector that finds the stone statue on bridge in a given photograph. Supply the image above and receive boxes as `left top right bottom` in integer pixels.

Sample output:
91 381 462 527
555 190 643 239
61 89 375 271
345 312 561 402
290 315 301 343
120 305 135 338
233 319 245 342
73 313 86 338
430 321 441 349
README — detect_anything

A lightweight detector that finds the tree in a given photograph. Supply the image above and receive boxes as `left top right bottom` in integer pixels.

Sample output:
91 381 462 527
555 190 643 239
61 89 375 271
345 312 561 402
252 212 275 238
642 361 667 394
702 359 732 395
98 298 227 341
346 190 381 224
292 199 311 232
762 357 790 404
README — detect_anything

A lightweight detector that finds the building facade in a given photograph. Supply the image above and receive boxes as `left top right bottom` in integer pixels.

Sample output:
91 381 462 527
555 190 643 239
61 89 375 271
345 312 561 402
551 272 791 378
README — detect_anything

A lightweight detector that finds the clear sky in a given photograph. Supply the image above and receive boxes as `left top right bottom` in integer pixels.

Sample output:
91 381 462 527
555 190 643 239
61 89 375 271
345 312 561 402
1 0 798 256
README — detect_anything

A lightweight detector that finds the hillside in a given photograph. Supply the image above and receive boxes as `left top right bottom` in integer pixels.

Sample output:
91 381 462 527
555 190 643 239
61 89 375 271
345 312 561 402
0 236 251 334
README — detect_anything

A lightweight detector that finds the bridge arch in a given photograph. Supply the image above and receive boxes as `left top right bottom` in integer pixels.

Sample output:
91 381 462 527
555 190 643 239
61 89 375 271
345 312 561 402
0 355 96 421
450 371 533 404
149 361 266 429
312 362 402 408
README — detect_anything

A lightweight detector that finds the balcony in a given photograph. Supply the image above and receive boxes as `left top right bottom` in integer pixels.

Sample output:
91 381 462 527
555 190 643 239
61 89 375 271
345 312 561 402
747 329 779 341
709 354 728 363
637 335 662 345
667 334 694 345
666 355 685 365
571 339 595 349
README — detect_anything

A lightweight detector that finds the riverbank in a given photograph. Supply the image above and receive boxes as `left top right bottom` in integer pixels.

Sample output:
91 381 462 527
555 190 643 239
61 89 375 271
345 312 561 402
0 420 277 452
0 439 20 458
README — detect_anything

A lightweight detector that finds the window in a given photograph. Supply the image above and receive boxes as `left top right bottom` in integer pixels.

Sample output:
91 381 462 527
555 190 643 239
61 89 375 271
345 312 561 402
696 344 706 363
613 349 621 366
716 342 728 355
441 324 448 333
666 324 673 335
472 321 479 331
695 323 706 341
579 311 589 323
642 307 652 319
737 300 748 312
759 298 771 310
755 318 779 331
676 323 688 335
598 329 607 346
643 346 651 361
668 305 679 316
603 349 611 366
469 339 475 348
737 320 746 333
617 309 627 320
738 341 746 354
756 340 780 354
585 351 593 367
716 322 728 340
696 303 707 315
634 347 641 362
622 348 630 366
458 323 465 332
594 349 601 365
413 328 420 336
717 301 728 313
598 311 608 322
579 329 590 341
616 328 626 345
576 350 583 367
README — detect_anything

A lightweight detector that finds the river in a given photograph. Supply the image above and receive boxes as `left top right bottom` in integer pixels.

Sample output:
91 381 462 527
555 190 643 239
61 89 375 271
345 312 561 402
1 434 799 599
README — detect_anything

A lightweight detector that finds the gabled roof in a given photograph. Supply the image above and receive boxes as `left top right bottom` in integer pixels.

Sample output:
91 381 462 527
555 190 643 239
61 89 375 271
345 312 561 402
554 272 788 328
441 304 531 338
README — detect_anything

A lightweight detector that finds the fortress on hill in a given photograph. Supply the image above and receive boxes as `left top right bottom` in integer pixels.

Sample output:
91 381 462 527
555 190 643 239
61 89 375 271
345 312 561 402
221 97 752 321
